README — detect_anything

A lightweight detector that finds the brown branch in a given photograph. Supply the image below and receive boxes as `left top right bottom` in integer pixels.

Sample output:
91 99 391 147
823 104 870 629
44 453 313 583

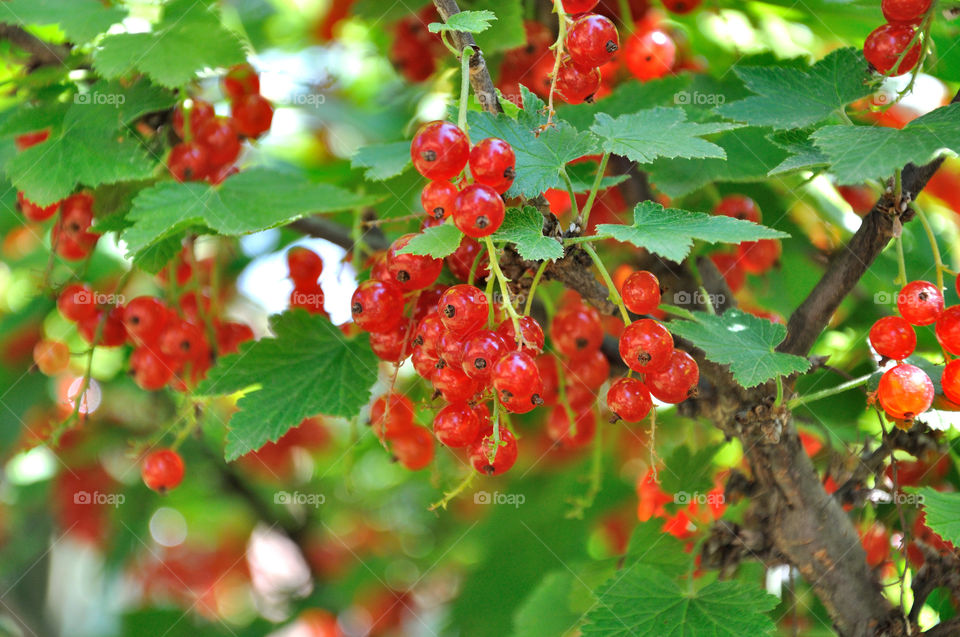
290 214 388 252
432 0 503 115
0 24 69 68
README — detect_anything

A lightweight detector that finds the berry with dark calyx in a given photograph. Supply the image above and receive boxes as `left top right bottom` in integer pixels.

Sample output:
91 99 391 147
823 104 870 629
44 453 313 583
555 57 601 104
497 316 545 355
469 426 518 476
387 234 444 291
438 328 473 368
645 348 699 404
662 0 702 13
564 348 610 389
876 363 934 422
58 283 98 322
223 63 261 100
159 320 209 363
714 195 762 223
566 14 620 70
439 284 489 334
453 184 506 238
410 121 470 181
168 142 210 182
231 94 274 138
935 306 960 355
621 270 661 315
469 138 516 194
391 426 435 470
412 346 441 380
18 192 59 222
371 393 415 438
369 319 414 363
546 406 596 449
123 296 170 345
433 402 482 447
868 316 916 360
54 194 100 260
941 359 960 404
351 280 404 333
33 339 70 375
432 364 480 403
287 247 324 286
863 24 921 77
606 377 652 422
561 0 600 12
897 280 943 326
78 307 127 347
619 319 674 373
142 449 185 493
737 239 781 274
493 350 543 413
173 100 216 138
195 118 241 167
882 0 932 24
446 237 490 281
550 304 603 359
421 180 458 219
461 330 507 383
624 29 676 82
130 347 175 390
414 311 445 353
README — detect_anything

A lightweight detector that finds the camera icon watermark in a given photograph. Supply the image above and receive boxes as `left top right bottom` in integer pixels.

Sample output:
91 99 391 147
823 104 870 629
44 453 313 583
274 490 325 507
874 291 896 305
74 490 125 507
674 91 726 106
74 92 126 107
474 490 525 508
674 490 725 506
674 290 725 307
291 93 326 107
68 288 124 307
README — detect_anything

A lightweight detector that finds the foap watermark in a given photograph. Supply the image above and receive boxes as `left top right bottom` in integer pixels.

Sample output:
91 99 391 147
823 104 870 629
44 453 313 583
674 91 726 106
290 291 325 308
674 290 725 307
68 288 125 307
74 92 126 107
291 93 326 107
474 490 525 508
74 490 125 507
674 490 725 507
275 490 325 507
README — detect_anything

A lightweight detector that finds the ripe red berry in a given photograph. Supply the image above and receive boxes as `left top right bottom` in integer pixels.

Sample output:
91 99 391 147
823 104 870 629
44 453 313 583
369 319 415 362
493 350 543 413
195 118 241 167
421 181 458 219
863 24 921 76
290 282 326 315
159 320 209 362
123 297 170 345
216 321 254 355
439 284 489 334
58 283 98 322
897 280 943 326
714 195 761 223
882 0 932 24
646 349 699 403
33 339 70 376
861 524 890 568
78 307 127 347
173 100 216 139
351 280 404 333
453 184 506 237
469 138 516 194
935 306 960 355
141 449 185 493
231 94 274 138
565 348 610 389
410 121 470 181
621 271 661 315
438 328 473 369
941 359 960 404
555 57 601 104
710 251 746 293
287 247 324 286
607 377 653 422
876 363 933 421
130 347 175 390
461 330 507 383
371 393 415 438
868 316 916 360
497 316 545 355
446 237 490 282
412 346 441 380
387 234 444 290
433 402 482 447
223 63 261 100
561 0 600 12
566 14 619 70
662 0 702 13
737 239 781 274
391 426 435 470
469 426 518 475
838 185 876 216
550 304 604 359
168 142 210 182
547 406 596 449
432 363 480 403
619 319 674 373
18 191 59 222
414 311 446 354
624 29 676 81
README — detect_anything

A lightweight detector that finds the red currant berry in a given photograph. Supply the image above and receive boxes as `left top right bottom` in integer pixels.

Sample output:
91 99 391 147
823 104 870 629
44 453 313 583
882 0 932 24
710 251 746 293
941 359 960 404
371 393 415 438
860 524 890 568
469 138 516 194
547 406 596 449
421 180 458 219
18 191 59 222
130 347 175 390
173 100 216 139
619 319 673 373
868 316 916 360
58 283 98 322
433 402 482 447
410 121 470 181
645 348 699 404
439 284 489 334
387 234 444 290
215 321 254 355
737 239 781 274
566 14 619 70
78 307 127 347
142 449 185 493
351 280 404 333
195 118 241 167
606 377 653 422
469 426 518 476
876 363 933 421
564 348 610 389
414 285 445 322
433 364 481 403
223 63 261 100
535 355 560 406
838 185 876 216
863 24 921 76
446 237 490 281
714 195 761 223
412 346 441 380
551 304 604 359
290 282 326 315
168 142 210 182
453 184 506 238
14 129 49 151
33 340 70 376
561 0 600 13
621 271 661 315
565 379 595 411
230 94 274 138
935 306 960 355
624 29 676 81
414 311 445 353
287 247 324 286
493 350 543 413
438 328 473 368
555 57 601 104
497 316 545 355
897 280 943 326
370 319 415 363
391 426 435 470
461 330 507 383
123 296 170 345
662 0 702 13
159 320 209 362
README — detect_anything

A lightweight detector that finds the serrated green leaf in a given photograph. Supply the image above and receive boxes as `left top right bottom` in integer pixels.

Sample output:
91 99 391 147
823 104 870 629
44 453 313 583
811 103 960 184
557 75 693 131
668 309 811 388
583 566 779 637
565 161 629 192
591 108 738 163
122 169 381 268
468 87 599 198
93 0 245 88
195 311 379 461
492 206 563 262
913 488 960 547
717 48 874 130
429 10 496 34
0 0 125 43
623 520 688 576
512 570 593 637
767 128 830 176
0 102 69 139
396 223 464 258
352 141 412 181
595 201 787 263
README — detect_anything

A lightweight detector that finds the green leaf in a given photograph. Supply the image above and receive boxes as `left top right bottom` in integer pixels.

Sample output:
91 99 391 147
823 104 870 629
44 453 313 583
492 206 563 262
557 75 693 131
470 0 524 54
565 162 629 193
811 103 960 184
93 0 245 88
668 309 812 388
914 488 960 547
595 201 787 264
623 520 688 576
0 0 125 42
396 223 464 258
195 311 380 461
122 168 381 269
591 108 739 163
659 444 723 496
512 570 593 637
717 48 874 130
582 566 779 637
352 141 412 181
468 87 599 198
429 10 497 34
767 128 830 176
0 102 69 139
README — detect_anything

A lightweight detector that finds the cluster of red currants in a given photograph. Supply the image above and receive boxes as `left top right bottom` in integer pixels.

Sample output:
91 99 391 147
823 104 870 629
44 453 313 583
168 63 274 184
388 6 447 83
553 2 622 104
863 0 929 76
707 195 781 294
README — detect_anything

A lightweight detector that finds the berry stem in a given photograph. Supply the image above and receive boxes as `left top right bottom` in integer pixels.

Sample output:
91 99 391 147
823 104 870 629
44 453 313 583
561 167 580 220
489 392 502 464
565 412 604 519
786 373 872 409
578 151 611 230
775 375 784 407
582 243 631 324
429 470 476 511
913 203 945 296
894 233 908 287
546 0 569 126
524 259 550 316
616 0 636 34
458 46 474 134
483 235 522 335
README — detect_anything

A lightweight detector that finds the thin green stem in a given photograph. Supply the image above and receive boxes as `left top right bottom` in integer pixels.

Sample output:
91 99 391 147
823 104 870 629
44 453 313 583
616 0 635 33
489 394 501 464
561 167 579 220
524 260 550 316
566 415 603 519
775 375 784 407
787 373 872 409
579 151 610 230
484 236 522 334
546 0 568 124
895 234 907 287
429 471 477 511
458 46 474 134
582 243 631 324
914 204 945 296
